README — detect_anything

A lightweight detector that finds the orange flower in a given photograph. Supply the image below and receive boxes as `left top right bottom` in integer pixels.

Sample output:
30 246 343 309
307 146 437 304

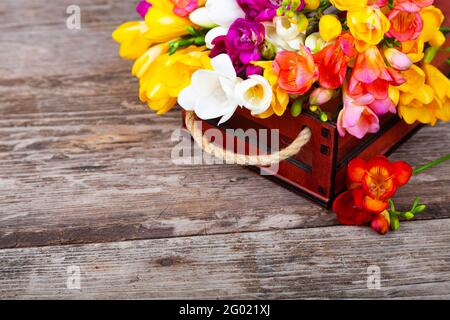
346 156 413 213
349 46 404 115
314 33 356 90
273 47 318 95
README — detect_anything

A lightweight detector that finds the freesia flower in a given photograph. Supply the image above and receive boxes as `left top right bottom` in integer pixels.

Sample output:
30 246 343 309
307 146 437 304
329 0 367 11
387 9 423 42
273 47 318 95
309 87 336 106
144 0 194 43
420 6 446 48
211 18 265 76
132 43 169 78
383 48 413 71
347 6 390 52
235 75 273 115
397 64 450 125
112 21 153 60
204 27 228 49
178 54 272 124
139 46 211 114
319 15 342 42
334 156 412 216
263 16 305 52
348 46 404 116
136 0 152 18
170 0 204 17
305 32 328 54
237 0 299 22
401 38 426 62
337 87 380 139
314 33 356 89
196 0 245 28
252 61 290 118
395 0 434 13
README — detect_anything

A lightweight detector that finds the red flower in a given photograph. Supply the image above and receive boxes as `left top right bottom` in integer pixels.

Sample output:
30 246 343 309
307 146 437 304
314 33 356 90
348 156 412 212
333 156 413 227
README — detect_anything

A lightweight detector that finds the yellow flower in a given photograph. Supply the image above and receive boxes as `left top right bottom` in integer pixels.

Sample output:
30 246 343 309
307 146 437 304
132 43 169 79
144 0 194 43
112 21 152 60
420 6 446 48
252 61 289 119
401 38 425 63
397 64 450 125
401 6 445 63
347 7 390 52
329 0 367 12
139 46 211 115
319 15 342 42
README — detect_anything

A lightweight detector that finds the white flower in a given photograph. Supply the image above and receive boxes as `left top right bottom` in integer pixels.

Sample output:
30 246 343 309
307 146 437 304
205 26 227 49
178 54 272 124
235 75 272 115
178 54 241 124
264 16 305 52
189 7 215 28
190 0 245 28
305 32 330 54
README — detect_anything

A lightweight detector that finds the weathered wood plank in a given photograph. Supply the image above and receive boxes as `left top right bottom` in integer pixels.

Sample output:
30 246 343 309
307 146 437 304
1 219 449 299
0 0 449 249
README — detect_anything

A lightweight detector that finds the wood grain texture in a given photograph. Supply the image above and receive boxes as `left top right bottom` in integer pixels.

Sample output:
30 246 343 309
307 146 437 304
1 219 450 299
0 0 449 299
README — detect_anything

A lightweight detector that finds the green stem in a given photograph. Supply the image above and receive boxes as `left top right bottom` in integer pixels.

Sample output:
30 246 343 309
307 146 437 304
412 153 450 176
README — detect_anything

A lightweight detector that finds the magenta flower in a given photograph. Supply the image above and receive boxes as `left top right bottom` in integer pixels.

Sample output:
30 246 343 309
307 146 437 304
136 1 152 18
211 18 265 77
237 0 303 22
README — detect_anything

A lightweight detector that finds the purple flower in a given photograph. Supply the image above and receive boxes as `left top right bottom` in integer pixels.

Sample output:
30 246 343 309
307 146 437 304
211 18 265 77
237 0 282 22
136 0 152 18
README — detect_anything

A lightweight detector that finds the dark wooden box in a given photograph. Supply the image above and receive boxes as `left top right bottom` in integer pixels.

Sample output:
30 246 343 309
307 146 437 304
183 109 421 207
182 0 450 208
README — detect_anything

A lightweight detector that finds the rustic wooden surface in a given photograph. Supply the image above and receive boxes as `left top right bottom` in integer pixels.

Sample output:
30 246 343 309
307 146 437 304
0 0 449 299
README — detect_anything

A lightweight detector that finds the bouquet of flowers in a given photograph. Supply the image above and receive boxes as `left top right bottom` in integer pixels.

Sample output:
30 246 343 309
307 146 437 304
113 0 450 234
113 0 449 139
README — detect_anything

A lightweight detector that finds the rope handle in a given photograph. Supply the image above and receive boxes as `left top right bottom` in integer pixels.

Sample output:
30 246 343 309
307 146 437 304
184 111 312 166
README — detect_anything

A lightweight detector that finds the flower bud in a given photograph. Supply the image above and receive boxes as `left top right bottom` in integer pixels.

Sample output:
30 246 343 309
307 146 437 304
319 15 342 42
305 32 327 54
371 213 390 235
309 87 335 105
189 7 215 28
305 0 320 10
404 212 415 220
383 48 413 71
291 99 303 117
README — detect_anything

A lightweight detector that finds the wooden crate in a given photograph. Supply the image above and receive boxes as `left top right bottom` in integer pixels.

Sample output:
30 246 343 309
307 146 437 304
182 0 450 207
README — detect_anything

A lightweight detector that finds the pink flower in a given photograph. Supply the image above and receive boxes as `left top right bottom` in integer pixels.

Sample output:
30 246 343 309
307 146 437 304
348 46 404 115
337 86 380 139
367 0 388 7
383 48 413 71
387 9 423 42
170 0 199 17
394 0 434 12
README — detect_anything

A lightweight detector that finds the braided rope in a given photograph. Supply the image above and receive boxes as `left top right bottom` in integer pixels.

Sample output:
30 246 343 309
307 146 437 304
184 111 312 166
